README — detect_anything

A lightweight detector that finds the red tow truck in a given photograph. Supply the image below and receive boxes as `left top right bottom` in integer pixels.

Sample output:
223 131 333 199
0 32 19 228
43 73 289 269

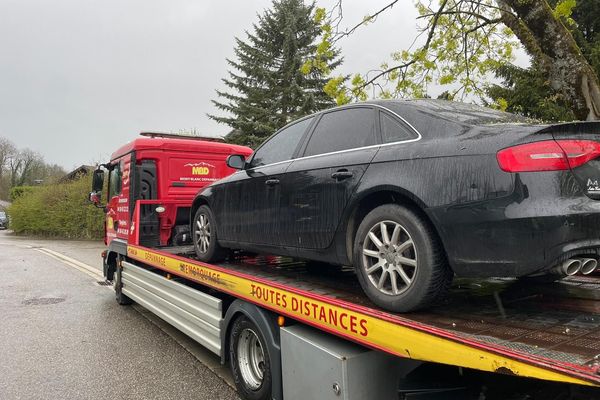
90 132 253 266
91 133 600 400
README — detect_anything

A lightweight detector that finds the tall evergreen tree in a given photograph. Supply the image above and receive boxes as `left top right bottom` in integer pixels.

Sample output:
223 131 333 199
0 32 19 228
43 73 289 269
209 0 342 148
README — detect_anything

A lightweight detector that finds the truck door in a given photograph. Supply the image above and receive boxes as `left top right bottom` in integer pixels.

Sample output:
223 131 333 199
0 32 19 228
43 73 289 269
136 159 159 247
106 154 132 244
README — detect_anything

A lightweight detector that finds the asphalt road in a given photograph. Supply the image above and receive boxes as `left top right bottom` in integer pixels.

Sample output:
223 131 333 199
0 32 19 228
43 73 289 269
0 231 240 400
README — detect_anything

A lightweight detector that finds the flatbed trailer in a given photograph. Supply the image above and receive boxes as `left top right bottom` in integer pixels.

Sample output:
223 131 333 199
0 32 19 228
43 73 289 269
107 200 600 399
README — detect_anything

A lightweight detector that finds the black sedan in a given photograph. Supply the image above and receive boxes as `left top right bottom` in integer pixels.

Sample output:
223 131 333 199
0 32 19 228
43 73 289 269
191 99 600 312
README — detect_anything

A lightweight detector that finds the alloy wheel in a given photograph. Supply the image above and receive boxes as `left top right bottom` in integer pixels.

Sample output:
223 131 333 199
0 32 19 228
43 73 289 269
195 213 211 254
362 220 418 296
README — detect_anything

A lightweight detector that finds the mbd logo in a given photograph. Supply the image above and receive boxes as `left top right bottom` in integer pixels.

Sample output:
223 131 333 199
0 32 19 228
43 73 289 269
192 166 210 175
185 162 214 176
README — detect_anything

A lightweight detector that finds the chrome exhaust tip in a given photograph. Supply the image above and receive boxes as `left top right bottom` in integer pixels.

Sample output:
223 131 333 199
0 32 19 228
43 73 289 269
579 258 598 275
560 259 582 276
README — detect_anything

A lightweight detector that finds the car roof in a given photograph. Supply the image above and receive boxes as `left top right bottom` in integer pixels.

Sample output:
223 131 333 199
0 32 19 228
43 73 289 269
367 99 530 125
292 99 529 129
264 99 532 145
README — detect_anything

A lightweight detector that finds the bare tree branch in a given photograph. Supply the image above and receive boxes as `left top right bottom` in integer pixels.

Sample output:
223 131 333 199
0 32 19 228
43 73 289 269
352 0 449 93
418 10 497 24
331 1 399 45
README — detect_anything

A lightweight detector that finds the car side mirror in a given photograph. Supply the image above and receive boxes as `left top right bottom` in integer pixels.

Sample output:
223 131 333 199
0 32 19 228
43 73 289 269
92 168 104 192
226 154 246 170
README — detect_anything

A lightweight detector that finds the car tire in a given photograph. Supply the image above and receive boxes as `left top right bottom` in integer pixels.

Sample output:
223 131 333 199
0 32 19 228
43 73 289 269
229 316 272 400
353 204 452 312
193 205 227 262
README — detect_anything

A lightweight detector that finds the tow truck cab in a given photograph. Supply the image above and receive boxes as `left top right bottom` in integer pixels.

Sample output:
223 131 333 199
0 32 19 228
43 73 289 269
90 132 252 279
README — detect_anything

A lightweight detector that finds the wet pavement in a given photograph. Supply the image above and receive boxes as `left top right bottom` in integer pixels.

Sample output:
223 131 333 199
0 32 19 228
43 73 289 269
0 232 107 272
0 231 239 400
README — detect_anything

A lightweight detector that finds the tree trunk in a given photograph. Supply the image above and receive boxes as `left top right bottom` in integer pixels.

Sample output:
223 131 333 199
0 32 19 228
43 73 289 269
498 0 600 120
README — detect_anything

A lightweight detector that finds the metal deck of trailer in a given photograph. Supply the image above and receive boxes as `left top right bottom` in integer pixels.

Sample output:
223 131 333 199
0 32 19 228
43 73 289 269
125 244 600 388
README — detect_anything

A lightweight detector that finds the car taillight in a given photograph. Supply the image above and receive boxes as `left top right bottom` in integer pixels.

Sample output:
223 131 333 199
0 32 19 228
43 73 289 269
497 140 600 172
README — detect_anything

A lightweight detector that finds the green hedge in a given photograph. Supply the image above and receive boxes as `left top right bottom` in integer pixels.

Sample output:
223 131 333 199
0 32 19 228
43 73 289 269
10 186 38 202
8 174 104 239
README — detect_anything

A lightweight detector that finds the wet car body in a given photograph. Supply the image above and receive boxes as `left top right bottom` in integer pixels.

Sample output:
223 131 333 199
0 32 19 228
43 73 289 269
368 117 600 278
192 99 600 310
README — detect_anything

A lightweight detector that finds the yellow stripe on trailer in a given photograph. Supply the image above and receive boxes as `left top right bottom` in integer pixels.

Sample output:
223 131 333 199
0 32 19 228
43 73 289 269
127 245 597 387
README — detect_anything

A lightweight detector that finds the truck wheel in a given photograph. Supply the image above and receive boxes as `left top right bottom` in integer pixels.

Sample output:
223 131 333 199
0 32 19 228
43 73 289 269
193 205 227 262
114 256 132 306
229 316 272 400
353 204 452 312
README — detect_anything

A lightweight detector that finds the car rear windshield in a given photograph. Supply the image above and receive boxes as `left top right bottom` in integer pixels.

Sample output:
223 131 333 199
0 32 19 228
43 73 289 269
0 212 5 218
382 100 531 136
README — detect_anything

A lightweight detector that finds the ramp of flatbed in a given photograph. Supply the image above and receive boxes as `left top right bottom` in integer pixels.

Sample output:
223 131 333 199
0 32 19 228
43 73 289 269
127 245 600 387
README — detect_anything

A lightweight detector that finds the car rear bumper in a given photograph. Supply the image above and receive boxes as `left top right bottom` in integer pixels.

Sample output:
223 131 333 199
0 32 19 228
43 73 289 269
429 197 600 277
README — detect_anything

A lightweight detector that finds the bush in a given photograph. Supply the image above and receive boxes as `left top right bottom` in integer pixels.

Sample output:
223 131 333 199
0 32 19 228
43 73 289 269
8 175 104 239
10 186 37 202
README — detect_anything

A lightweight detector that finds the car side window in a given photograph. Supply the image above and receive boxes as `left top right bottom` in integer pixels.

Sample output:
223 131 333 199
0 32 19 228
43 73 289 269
108 162 122 198
303 108 376 157
250 117 314 167
380 111 417 143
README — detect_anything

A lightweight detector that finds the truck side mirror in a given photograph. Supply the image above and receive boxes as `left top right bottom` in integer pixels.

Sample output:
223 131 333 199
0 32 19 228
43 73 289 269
226 154 246 170
89 191 102 206
89 168 105 208
92 168 105 192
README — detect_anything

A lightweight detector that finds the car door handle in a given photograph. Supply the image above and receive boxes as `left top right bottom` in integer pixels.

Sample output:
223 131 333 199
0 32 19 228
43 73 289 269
265 178 280 186
331 170 354 180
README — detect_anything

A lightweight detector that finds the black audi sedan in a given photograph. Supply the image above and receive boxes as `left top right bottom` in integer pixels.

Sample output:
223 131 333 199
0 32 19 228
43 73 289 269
191 99 600 312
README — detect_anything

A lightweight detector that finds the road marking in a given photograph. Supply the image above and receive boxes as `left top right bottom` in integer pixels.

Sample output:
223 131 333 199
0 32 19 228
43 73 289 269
0 241 34 249
36 248 105 281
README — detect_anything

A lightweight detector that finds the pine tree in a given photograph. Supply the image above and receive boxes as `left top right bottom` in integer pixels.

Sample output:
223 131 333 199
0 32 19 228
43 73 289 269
209 0 342 148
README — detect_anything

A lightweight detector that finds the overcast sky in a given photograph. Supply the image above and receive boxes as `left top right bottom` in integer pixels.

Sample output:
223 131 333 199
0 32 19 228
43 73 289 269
0 0 522 170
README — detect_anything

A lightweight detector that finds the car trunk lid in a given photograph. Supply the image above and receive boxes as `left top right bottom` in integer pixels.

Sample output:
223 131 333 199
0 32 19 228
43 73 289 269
539 121 600 199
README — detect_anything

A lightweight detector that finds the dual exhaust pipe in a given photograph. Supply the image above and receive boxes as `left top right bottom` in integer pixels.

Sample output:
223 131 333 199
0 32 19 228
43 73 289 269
555 257 598 276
